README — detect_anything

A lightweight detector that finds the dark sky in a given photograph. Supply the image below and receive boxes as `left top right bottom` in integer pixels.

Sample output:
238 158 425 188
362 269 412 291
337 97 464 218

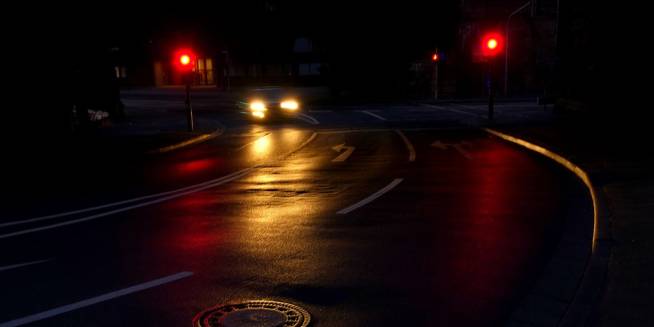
61 1 460 60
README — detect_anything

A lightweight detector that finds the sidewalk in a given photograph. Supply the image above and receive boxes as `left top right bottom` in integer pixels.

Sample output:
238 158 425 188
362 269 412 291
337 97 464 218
4 93 224 194
92 85 235 151
494 114 654 327
93 99 223 154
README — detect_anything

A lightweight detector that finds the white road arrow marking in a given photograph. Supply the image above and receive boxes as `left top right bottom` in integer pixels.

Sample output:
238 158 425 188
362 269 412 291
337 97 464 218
331 143 356 162
431 140 472 159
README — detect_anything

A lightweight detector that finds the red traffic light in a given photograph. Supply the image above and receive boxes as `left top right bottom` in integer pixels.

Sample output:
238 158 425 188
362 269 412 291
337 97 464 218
487 39 498 50
173 49 196 72
481 33 503 57
180 54 191 66
432 53 440 62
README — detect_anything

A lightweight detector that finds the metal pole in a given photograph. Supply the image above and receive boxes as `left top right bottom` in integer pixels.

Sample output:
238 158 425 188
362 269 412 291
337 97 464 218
185 79 194 132
433 62 439 100
504 21 510 96
222 50 231 91
554 0 560 51
504 1 531 96
488 61 494 120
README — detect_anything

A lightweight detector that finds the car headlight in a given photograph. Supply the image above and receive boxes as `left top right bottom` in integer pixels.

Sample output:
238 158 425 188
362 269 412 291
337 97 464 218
251 111 266 119
250 101 267 112
280 100 299 111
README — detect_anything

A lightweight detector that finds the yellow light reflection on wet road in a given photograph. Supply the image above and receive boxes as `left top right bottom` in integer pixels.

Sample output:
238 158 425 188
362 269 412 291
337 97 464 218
252 135 272 156
235 140 330 270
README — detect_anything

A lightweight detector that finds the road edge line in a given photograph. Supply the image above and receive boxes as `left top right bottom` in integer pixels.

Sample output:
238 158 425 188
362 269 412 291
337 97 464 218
0 271 193 327
278 132 318 160
421 103 482 118
0 259 53 273
0 167 247 228
337 178 403 215
0 169 252 240
484 128 609 327
394 129 416 162
1 131 319 238
358 110 387 121
298 113 320 125
148 127 224 154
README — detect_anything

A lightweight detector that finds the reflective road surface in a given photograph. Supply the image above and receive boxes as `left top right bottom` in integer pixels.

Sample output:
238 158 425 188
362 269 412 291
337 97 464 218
0 97 592 326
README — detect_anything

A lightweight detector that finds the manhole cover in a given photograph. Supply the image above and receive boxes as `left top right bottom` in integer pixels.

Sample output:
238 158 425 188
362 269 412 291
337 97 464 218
194 300 311 327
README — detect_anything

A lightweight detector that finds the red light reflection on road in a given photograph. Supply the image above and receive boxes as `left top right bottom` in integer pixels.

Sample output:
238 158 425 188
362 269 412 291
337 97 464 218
432 140 561 325
176 158 216 174
164 192 229 252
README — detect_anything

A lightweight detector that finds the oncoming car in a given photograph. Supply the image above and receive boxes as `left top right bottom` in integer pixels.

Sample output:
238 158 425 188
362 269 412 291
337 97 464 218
237 96 301 121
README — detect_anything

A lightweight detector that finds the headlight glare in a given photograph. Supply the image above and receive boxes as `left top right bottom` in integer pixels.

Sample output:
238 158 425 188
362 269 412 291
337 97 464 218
250 101 267 112
252 111 266 118
280 100 299 110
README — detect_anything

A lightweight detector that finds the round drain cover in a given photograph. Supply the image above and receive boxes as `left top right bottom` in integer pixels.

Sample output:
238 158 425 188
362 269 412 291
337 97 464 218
194 300 311 327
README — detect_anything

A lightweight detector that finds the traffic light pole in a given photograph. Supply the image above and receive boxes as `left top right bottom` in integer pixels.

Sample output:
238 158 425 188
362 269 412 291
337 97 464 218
487 59 496 120
433 62 439 100
185 75 194 132
481 32 502 120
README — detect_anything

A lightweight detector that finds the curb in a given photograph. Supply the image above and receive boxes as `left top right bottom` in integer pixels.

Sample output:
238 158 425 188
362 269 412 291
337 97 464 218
484 128 610 327
147 127 224 154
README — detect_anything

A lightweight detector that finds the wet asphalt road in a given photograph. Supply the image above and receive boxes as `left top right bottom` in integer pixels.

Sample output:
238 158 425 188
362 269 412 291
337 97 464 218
0 96 591 326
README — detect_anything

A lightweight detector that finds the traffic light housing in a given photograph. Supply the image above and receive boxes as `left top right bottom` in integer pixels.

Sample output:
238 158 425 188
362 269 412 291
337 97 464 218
481 32 503 58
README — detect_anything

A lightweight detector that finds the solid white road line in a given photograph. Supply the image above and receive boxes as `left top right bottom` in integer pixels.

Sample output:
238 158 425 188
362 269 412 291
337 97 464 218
358 110 387 121
0 169 248 229
422 104 482 118
0 272 193 327
0 259 52 273
451 103 486 111
337 178 404 214
298 113 320 125
495 103 539 108
316 127 461 135
235 133 271 151
0 169 252 240
252 86 281 91
148 127 224 154
394 130 416 162
317 128 395 135
278 132 318 159
1 131 320 239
